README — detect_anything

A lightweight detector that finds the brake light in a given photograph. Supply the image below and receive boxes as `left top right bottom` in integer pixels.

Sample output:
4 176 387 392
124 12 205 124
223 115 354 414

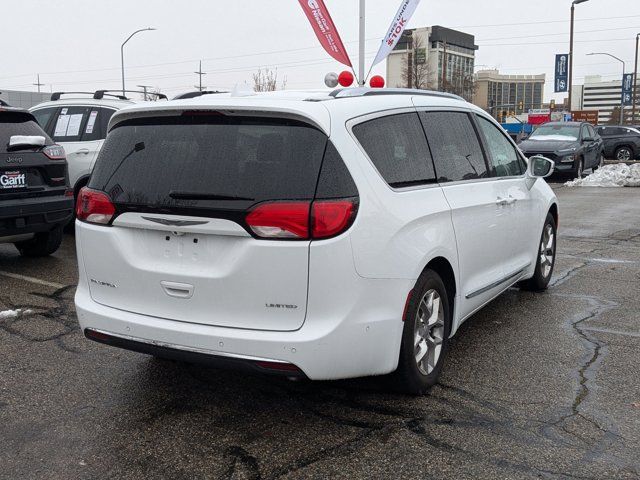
43 145 66 160
76 187 115 225
246 199 357 240
312 201 355 239
246 202 310 239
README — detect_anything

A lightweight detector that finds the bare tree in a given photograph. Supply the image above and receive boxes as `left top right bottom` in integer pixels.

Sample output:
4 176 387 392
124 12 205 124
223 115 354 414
607 106 632 125
253 68 287 92
401 36 431 90
442 66 476 102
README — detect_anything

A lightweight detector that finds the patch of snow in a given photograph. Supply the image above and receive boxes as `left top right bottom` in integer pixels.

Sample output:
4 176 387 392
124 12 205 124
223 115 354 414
0 309 32 320
565 163 640 188
529 135 578 142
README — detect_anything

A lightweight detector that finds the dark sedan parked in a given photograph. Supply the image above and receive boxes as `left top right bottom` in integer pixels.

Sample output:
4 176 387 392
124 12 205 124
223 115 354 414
596 125 640 161
519 122 604 178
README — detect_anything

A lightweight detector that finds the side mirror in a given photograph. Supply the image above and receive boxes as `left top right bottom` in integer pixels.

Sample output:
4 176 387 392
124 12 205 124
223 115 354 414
526 156 554 189
582 136 594 143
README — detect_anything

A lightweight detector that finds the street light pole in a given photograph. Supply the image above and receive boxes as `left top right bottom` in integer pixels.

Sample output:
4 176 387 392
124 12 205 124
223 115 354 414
121 28 156 96
358 0 365 86
588 52 626 125
633 34 639 124
569 0 589 112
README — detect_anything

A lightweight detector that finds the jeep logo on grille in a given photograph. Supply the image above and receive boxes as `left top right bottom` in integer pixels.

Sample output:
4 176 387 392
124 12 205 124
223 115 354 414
6 157 23 164
0 171 26 189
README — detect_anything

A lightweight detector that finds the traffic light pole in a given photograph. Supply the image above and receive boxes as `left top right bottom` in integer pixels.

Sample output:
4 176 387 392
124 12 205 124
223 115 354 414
633 34 639 124
568 3 576 112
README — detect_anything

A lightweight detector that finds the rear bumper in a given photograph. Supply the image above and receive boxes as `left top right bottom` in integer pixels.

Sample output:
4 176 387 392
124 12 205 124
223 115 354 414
74 278 409 381
0 194 73 238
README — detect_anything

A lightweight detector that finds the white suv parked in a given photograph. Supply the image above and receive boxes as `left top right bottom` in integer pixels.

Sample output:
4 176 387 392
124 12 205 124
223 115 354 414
74 88 558 394
30 91 166 210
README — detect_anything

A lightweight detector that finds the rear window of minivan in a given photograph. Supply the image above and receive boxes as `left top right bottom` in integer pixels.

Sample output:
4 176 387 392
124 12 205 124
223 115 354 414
89 114 329 212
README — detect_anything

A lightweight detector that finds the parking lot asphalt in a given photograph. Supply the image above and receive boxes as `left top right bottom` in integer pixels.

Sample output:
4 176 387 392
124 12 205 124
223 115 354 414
1 185 639 480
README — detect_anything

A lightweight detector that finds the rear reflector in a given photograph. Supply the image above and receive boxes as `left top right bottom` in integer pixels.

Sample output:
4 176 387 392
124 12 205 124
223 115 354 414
246 202 310 239
255 361 302 373
84 329 112 342
76 187 115 225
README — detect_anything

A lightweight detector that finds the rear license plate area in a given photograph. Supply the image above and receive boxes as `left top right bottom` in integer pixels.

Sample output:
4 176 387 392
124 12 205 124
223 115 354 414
0 170 27 190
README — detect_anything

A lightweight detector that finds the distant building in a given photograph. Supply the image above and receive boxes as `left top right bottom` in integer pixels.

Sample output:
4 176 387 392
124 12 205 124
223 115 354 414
0 89 50 109
576 75 637 124
473 70 546 120
386 26 477 100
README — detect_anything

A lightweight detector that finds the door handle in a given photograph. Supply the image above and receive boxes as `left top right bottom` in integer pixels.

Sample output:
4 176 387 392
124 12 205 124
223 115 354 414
76 149 90 155
161 281 194 299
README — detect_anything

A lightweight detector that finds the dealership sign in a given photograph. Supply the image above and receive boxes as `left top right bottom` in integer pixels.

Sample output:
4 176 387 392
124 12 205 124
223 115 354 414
554 54 569 93
622 73 634 106
298 0 352 67
528 108 551 125
572 110 599 124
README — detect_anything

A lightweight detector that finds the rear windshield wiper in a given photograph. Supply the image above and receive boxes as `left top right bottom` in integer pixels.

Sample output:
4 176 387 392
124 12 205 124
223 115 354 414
169 191 255 201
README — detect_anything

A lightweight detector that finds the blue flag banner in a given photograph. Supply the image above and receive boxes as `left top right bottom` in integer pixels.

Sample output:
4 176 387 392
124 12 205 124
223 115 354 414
622 73 634 106
554 54 569 93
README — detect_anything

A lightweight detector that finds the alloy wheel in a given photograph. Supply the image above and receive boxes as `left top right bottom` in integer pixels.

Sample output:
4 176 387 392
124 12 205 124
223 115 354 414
539 224 555 279
616 148 632 161
414 289 445 376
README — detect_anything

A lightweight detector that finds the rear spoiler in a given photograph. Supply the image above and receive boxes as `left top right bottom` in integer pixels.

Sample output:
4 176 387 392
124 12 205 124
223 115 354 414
173 91 228 100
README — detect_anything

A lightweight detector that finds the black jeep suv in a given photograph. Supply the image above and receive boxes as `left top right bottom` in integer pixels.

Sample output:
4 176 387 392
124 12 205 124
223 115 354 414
0 108 73 256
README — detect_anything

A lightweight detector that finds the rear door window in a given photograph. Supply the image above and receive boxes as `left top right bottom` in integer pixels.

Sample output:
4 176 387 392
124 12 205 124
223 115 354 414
52 106 90 142
31 107 58 135
89 114 329 212
81 108 116 141
352 113 435 188
475 115 525 177
418 111 488 182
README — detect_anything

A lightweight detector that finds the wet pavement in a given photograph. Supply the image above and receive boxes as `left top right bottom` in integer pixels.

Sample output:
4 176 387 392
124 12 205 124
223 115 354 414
1 185 639 479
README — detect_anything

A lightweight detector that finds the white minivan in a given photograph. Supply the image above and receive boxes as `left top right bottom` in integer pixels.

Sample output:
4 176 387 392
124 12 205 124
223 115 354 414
74 88 558 394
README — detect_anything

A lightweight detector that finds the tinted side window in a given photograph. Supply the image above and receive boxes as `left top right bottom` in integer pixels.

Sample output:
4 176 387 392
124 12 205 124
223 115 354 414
419 111 488 182
81 108 115 141
52 106 90 142
587 125 596 138
315 142 358 199
32 107 58 134
580 125 589 140
352 113 435 188
476 116 525 177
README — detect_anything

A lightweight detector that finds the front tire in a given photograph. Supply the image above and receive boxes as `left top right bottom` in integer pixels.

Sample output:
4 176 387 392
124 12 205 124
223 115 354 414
520 213 557 292
15 226 63 257
395 269 451 395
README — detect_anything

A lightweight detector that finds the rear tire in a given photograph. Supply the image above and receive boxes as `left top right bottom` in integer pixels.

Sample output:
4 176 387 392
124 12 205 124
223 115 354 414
15 226 63 257
520 213 557 292
615 146 633 162
395 269 451 395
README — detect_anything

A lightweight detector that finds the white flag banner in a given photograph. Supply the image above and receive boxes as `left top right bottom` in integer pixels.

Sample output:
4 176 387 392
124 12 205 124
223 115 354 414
371 0 421 67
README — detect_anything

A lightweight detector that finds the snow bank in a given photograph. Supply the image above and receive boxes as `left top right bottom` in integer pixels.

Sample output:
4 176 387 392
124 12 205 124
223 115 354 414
565 163 640 188
0 309 32 320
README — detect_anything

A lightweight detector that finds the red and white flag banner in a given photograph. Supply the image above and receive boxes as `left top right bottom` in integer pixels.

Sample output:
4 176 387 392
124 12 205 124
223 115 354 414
298 0 352 68
372 0 421 67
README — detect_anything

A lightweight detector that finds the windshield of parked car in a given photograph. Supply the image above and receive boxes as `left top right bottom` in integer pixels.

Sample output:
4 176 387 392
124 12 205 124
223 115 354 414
529 125 579 141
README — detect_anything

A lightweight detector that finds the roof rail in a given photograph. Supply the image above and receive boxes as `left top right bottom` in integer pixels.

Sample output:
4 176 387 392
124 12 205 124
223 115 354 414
51 92 97 101
172 90 227 100
93 90 168 100
329 87 465 102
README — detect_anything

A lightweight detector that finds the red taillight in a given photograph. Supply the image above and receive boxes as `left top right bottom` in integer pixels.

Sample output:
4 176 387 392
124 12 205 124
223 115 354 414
246 199 357 240
76 187 115 225
246 202 310 239
312 201 355 239
43 144 66 160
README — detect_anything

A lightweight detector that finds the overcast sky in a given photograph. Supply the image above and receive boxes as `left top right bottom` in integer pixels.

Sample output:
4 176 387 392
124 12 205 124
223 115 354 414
2 0 638 101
